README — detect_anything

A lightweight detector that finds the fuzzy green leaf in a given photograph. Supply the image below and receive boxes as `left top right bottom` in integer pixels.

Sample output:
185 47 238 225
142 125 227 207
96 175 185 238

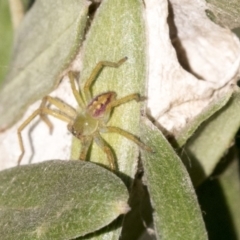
140 118 207 240
206 0 240 29
71 0 146 179
175 91 233 147
0 0 89 130
0 160 129 240
182 91 240 185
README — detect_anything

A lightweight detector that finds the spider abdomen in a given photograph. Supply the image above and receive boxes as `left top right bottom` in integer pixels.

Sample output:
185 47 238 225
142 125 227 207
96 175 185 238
87 92 117 118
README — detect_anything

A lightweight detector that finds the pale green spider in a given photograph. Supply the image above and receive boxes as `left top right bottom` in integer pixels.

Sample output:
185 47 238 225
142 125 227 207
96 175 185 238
17 57 150 169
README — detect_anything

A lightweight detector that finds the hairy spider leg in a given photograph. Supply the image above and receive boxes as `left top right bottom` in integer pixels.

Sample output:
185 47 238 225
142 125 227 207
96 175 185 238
68 72 85 109
83 57 128 102
108 93 145 108
95 93 150 168
103 126 152 152
94 132 116 170
38 97 53 132
99 93 151 152
40 96 77 133
17 106 74 165
79 136 93 161
101 93 144 123
42 96 77 117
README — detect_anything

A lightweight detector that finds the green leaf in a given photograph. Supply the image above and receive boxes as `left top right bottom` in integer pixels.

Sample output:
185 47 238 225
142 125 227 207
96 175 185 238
140 118 207 240
0 1 13 83
175 91 233 147
206 0 240 29
182 91 240 185
71 0 146 179
0 0 89 130
0 160 129 240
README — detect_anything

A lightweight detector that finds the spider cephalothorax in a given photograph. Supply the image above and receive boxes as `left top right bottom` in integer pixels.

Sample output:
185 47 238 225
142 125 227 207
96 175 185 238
17 57 150 169
67 92 114 136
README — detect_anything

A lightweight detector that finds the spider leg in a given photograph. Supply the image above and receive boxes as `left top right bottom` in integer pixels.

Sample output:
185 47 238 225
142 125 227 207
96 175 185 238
102 126 152 152
102 93 145 122
93 132 116 170
40 96 77 133
83 57 128 102
39 97 53 132
79 136 93 161
68 71 85 108
17 107 73 165
108 93 145 109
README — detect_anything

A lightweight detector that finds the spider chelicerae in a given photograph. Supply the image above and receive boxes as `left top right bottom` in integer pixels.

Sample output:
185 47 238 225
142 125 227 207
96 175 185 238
17 57 150 170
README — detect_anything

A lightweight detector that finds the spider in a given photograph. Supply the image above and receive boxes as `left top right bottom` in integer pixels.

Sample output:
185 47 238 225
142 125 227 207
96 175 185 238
17 57 150 170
